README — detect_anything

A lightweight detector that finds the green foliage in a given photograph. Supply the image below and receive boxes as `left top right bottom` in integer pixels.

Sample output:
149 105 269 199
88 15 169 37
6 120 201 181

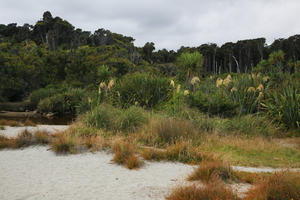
218 115 277 136
85 104 147 132
29 87 57 106
119 106 147 132
177 52 204 80
190 90 237 117
263 85 300 129
111 73 171 108
37 88 88 115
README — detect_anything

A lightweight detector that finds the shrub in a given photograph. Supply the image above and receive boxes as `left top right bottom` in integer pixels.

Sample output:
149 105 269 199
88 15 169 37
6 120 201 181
111 73 171 108
189 90 237 117
119 106 147 132
244 171 300 200
155 118 197 144
85 104 147 132
84 103 121 130
177 52 204 81
166 178 238 200
188 161 233 182
263 85 300 129
29 87 57 106
37 88 88 115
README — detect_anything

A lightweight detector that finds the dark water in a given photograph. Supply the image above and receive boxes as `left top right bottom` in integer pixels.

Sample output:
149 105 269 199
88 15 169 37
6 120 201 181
0 115 75 125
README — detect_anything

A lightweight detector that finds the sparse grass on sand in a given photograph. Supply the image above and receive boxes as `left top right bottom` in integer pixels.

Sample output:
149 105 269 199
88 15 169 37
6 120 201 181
0 129 50 149
112 141 142 169
0 119 21 126
244 171 300 200
0 118 36 127
166 177 239 200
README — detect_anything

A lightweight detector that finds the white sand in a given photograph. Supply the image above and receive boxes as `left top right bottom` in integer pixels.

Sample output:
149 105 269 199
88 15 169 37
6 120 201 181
232 166 300 173
0 147 194 200
0 125 69 137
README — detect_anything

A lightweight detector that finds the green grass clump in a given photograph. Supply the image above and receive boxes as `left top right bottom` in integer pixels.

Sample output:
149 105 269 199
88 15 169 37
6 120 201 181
218 114 278 137
85 104 147 133
111 73 171 108
119 106 147 132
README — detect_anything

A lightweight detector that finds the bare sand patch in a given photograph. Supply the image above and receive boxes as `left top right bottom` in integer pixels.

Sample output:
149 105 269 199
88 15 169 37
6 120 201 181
0 147 194 200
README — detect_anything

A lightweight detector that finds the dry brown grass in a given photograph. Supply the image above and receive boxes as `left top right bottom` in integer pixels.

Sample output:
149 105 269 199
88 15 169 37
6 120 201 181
34 131 50 144
51 133 77 154
155 118 198 145
244 171 300 200
112 141 142 169
0 119 20 126
140 141 216 164
23 118 37 126
0 135 16 149
15 129 34 147
166 177 239 200
231 171 271 184
188 161 233 183
141 147 166 161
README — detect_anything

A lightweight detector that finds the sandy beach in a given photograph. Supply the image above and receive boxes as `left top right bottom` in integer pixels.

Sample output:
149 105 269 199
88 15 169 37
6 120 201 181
0 146 194 200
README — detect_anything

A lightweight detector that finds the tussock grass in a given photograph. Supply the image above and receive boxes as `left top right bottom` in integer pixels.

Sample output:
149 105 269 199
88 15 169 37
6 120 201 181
51 133 77 154
0 125 4 130
112 141 142 169
188 161 233 183
166 177 239 200
15 129 34 147
155 118 198 145
0 135 15 149
244 171 300 200
34 131 50 144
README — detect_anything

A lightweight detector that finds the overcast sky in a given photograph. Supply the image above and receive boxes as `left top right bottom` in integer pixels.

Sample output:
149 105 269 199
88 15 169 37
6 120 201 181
1 0 300 50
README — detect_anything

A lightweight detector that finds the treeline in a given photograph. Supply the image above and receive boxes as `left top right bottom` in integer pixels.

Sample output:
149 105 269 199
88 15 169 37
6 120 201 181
0 11 300 101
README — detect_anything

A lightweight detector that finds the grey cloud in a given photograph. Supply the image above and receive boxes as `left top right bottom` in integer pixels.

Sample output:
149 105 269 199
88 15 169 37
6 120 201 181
0 0 300 50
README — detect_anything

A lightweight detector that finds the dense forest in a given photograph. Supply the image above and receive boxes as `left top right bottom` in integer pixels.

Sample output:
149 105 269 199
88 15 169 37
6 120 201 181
1 11 300 102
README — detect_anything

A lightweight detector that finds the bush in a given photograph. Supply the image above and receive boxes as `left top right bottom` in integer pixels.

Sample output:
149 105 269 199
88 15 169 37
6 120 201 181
85 104 147 132
85 103 121 130
190 90 237 117
263 85 300 129
111 73 171 108
29 87 57 106
119 106 147 132
245 171 300 200
37 88 88 115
